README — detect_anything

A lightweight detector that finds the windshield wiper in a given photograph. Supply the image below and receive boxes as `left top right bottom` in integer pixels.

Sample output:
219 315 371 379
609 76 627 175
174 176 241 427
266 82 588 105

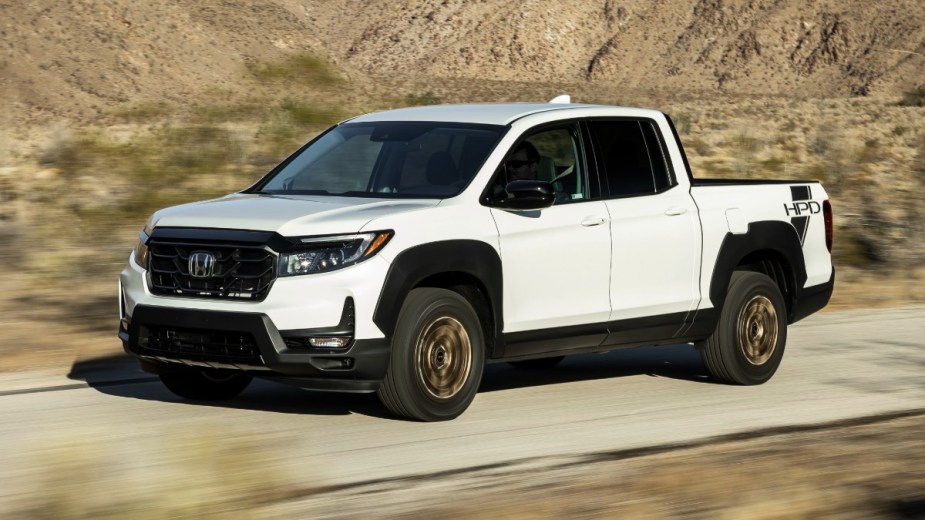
258 189 332 196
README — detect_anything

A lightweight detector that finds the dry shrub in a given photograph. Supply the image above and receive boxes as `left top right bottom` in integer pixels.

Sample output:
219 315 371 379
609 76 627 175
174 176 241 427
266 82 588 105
896 87 925 107
246 53 344 87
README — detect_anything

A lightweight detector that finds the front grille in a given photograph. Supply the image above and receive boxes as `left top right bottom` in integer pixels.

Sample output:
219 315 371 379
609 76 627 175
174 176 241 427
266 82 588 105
148 240 275 300
139 325 263 365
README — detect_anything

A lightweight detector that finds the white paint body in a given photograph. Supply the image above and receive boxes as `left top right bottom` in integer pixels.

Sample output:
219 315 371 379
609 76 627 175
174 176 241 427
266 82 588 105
120 103 833 340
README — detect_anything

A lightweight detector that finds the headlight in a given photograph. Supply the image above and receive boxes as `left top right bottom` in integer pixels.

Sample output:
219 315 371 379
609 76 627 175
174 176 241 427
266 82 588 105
279 231 392 276
132 223 154 268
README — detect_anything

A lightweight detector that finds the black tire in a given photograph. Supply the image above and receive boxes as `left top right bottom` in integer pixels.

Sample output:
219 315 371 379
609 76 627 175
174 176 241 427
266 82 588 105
699 271 788 385
377 288 485 421
508 356 565 370
159 367 252 400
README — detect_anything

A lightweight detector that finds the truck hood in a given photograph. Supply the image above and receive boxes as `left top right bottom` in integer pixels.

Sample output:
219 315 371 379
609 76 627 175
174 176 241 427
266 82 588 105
151 193 440 236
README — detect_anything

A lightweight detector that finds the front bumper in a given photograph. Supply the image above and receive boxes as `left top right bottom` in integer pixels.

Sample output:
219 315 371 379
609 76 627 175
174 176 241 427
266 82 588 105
118 226 397 392
120 304 390 392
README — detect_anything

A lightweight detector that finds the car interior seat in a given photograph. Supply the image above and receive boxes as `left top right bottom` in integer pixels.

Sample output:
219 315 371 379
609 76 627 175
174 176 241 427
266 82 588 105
425 151 460 187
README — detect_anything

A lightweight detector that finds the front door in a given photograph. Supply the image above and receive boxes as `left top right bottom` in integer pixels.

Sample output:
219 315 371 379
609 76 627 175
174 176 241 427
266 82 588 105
487 124 612 339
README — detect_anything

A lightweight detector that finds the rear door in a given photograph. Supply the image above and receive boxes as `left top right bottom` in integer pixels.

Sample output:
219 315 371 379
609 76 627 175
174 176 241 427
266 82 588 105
586 119 701 323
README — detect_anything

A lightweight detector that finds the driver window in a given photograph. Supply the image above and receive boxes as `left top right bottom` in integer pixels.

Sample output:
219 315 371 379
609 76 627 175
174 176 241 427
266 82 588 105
489 124 588 204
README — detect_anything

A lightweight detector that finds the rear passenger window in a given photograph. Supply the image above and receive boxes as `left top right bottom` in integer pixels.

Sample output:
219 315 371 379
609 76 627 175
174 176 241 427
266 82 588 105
588 120 673 198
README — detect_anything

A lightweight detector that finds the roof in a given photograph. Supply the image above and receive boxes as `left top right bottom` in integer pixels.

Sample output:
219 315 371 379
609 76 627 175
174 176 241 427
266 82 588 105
347 103 605 126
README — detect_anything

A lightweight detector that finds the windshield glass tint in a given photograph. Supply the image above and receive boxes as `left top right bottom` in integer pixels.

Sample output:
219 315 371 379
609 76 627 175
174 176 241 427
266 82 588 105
257 122 506 198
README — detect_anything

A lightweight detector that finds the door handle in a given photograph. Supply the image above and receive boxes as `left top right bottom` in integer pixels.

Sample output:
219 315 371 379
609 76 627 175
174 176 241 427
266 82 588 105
665 207 688 216
581 216 607 227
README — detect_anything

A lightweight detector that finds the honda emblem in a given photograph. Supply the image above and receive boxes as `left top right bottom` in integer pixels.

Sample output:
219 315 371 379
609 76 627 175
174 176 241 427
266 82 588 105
189 251 215 278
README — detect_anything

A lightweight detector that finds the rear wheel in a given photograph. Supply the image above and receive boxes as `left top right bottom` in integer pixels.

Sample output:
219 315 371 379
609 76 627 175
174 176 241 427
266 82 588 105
699 271 787 385
377 288 485 421
159 367 252 400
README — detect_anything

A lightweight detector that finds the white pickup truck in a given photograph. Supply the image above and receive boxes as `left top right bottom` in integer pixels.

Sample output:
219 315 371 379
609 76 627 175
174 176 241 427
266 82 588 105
119 100 834 421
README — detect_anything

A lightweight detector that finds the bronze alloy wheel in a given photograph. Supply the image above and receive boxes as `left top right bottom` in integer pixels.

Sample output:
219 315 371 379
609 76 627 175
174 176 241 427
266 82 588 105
737 294 779 366
378 287 486 421
699 271 787 385
414 315 473 399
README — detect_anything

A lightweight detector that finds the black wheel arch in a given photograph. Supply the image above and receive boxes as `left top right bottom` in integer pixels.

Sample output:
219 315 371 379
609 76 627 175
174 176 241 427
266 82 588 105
373 240 503 355
710 221 807 323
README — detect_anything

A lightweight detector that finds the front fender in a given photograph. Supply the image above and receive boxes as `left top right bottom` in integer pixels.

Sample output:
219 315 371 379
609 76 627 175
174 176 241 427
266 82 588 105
373 240 503 344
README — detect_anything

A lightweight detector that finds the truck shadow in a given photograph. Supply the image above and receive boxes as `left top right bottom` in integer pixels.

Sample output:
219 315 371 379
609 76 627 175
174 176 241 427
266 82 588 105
68 356 392 418
481 343 710 393
70 344 709 419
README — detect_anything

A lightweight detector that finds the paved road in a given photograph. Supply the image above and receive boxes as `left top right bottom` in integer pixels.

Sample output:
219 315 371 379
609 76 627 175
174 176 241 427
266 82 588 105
1 306 923 511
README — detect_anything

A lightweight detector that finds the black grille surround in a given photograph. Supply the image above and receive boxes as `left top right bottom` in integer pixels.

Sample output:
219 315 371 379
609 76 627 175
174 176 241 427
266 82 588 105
138 324 263 365
147 229 280 301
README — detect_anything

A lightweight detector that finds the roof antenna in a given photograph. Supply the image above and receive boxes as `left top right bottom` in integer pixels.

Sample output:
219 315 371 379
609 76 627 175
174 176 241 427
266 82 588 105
548 94 571 104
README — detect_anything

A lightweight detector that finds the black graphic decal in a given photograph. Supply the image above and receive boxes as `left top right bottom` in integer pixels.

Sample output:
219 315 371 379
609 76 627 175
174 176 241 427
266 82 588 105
784 185 816 245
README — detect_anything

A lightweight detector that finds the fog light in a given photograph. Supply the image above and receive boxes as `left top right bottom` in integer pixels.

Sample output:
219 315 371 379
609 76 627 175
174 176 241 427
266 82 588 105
120 317 131 332
308 337 351 348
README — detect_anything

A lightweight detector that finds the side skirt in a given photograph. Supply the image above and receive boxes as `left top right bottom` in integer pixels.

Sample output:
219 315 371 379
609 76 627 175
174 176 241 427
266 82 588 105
496 311 717 362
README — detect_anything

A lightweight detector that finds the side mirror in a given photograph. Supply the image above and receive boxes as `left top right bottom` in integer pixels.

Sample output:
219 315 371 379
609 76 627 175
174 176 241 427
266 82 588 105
496 180 555 210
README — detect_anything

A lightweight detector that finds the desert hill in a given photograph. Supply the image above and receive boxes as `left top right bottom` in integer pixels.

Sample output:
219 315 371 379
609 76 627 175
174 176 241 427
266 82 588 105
3 0 925 126
0 0 922 371
324 0 925 97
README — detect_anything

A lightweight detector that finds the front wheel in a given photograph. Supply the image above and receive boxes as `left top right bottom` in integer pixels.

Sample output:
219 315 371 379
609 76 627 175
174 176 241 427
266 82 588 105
698 271 787 385
377 288 485 421
159 367 252 400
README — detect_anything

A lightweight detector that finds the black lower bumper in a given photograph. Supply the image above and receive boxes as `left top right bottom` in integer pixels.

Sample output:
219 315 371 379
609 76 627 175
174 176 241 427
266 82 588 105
120 304 390 393
791 267 836 324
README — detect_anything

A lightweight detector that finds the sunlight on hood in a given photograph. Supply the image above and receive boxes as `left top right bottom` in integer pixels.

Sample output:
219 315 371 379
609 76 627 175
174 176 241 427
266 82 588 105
151 193 440 235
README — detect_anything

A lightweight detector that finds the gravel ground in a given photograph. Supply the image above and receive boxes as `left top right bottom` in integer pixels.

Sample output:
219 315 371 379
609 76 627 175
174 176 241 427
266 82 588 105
267 411 925 519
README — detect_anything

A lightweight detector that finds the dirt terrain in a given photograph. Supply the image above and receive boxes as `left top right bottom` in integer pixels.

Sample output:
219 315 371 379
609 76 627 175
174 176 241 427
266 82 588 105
278 412 925 519
0 4 924 518
1 0 924 369
0 0 925 374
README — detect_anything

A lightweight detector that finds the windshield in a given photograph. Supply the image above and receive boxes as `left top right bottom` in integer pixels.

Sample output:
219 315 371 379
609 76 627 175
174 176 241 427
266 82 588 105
253 121 507 198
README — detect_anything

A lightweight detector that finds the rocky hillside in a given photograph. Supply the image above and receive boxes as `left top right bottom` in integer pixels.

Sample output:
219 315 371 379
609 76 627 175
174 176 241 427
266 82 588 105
327 0 925 97
2 0 925 126
0 0 332 124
